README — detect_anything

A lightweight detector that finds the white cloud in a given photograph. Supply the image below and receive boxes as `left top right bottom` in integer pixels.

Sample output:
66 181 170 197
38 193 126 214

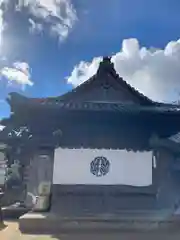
67 38 180 103
0 125 5 131
28 18 43 34
67 57 102 87
18 0 77 41
0 4 34 90
0 9 3 47
0 0 7 49
0 61 33 88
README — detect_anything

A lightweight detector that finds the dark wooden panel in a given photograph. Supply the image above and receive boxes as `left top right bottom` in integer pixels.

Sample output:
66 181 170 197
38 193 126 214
51 185 157 215
52 184 157 196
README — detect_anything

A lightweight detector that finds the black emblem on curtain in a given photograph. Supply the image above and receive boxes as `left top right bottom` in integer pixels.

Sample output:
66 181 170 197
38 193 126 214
90 156 110 177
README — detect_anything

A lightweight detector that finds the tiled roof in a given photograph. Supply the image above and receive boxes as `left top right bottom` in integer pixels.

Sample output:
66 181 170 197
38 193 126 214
4 94 180 114
58 57 155 105
169 132 180 143
6 57 158 108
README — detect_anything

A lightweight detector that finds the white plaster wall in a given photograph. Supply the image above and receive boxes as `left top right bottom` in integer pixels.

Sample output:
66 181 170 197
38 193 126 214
53 148 152 186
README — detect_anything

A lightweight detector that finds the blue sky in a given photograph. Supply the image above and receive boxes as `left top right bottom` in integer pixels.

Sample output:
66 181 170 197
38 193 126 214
1 0 180 119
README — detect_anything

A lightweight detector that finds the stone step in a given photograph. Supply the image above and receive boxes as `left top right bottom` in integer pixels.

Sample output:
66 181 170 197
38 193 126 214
19 210 179 234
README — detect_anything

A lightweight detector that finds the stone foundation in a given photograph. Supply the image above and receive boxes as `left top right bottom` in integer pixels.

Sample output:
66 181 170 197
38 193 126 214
19 210 180 234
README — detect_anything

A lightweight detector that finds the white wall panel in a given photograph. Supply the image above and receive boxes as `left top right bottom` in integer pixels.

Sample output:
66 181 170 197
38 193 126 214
53 148 152 186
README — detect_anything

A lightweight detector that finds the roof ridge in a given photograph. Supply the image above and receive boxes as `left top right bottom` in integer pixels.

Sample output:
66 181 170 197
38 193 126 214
98 57 155 105
6 58 172 107
59 57 155 105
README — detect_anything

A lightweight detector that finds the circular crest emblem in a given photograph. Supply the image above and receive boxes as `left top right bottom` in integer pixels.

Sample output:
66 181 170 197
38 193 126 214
90 156 110 177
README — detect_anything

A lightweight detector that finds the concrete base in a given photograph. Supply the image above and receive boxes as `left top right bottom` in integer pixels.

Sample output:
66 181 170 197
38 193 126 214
19 211 180 234
2 206 29 220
